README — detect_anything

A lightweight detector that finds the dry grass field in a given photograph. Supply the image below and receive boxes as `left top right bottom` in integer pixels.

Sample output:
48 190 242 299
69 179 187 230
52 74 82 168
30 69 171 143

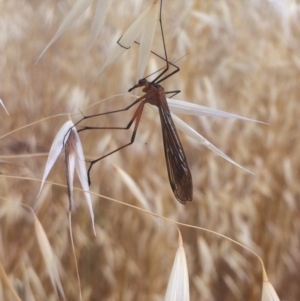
0 0 300 300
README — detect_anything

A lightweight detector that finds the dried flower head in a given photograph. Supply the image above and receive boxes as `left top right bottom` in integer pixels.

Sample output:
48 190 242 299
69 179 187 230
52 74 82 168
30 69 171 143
38 120 95 235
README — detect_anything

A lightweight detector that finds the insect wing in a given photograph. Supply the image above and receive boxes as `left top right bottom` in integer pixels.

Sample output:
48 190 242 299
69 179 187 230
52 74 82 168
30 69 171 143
158 97 193 204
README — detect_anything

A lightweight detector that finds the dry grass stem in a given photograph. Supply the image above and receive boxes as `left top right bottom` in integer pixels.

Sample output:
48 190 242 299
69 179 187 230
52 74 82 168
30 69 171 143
36 0 94 62
33 212 65 299
0 99 9 115
0 263 22 301
68 212 83 301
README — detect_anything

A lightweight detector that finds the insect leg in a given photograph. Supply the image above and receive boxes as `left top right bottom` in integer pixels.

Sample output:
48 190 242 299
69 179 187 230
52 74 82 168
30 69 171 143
87 102 145 185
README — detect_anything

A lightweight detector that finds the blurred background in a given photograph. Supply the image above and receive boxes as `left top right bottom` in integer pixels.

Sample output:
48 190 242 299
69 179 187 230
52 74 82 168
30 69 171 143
0 0 299 300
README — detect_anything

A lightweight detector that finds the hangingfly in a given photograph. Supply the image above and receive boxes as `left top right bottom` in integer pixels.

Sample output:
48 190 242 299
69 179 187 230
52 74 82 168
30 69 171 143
76 0 193 204
127 79 192 204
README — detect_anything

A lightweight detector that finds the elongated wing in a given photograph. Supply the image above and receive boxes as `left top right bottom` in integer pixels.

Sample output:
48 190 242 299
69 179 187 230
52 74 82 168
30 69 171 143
158 95 193 204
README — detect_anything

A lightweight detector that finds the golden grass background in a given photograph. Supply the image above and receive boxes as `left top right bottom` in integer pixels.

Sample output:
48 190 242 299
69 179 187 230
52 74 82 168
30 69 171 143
1 0 300 300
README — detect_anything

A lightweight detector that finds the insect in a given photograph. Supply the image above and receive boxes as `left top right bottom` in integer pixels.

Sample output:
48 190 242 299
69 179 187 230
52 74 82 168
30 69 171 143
77 0 193 204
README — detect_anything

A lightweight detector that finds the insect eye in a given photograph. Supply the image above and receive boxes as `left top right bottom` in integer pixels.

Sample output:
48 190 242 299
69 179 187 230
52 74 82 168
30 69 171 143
139 78 146 85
